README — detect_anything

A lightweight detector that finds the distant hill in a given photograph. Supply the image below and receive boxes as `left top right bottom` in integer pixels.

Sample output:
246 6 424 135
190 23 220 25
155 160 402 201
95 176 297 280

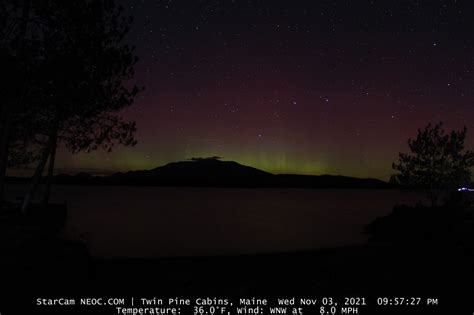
8 158 391 189
107 158 272 187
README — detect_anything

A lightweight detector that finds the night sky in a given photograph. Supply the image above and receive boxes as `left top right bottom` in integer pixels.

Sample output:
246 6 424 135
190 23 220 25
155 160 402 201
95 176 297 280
55 0 474 180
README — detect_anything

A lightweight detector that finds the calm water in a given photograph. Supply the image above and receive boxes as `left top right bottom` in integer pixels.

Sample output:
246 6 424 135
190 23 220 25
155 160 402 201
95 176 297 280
6 185 427 258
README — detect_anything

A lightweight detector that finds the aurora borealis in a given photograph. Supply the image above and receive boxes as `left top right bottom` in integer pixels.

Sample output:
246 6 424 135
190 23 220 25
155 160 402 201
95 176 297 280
53 1 474 180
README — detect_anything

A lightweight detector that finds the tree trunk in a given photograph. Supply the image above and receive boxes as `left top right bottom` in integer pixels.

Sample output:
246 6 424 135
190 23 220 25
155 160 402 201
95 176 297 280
21 134 54 214
0 109 13 204
1 0 32 205
42 125 58 205
428 189 438 208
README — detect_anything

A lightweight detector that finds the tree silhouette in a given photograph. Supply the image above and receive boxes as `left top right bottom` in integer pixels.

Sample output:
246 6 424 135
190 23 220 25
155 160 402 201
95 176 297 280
0 0 141 210
392 122 474 207
16 0 141 212
0 0 40 202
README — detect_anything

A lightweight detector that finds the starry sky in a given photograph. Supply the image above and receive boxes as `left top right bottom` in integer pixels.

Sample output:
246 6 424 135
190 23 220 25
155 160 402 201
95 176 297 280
54 0 474 180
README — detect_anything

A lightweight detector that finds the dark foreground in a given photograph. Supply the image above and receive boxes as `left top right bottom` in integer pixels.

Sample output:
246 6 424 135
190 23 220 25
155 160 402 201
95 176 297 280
1 203 474 314
2 245 473 314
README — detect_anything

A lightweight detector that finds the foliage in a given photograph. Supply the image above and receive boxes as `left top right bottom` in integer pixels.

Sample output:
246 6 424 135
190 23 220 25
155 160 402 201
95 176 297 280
31 0 141 153
2 0 141 162
392 122 474 206
1 0 142 207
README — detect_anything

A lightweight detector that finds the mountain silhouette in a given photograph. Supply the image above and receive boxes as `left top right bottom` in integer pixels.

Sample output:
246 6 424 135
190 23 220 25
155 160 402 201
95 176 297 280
107 157 272 186
44 158 389 188
8 158 390 188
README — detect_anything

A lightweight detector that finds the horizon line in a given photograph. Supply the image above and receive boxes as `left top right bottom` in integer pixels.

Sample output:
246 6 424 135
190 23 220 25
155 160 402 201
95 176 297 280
6 158 388 181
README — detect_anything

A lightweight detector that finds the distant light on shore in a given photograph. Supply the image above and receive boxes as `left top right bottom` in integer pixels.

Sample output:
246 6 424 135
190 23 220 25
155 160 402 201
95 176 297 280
458 187 474 192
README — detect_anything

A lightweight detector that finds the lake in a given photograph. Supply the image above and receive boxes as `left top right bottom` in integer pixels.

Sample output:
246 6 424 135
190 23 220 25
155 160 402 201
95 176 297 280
6 185 427 258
